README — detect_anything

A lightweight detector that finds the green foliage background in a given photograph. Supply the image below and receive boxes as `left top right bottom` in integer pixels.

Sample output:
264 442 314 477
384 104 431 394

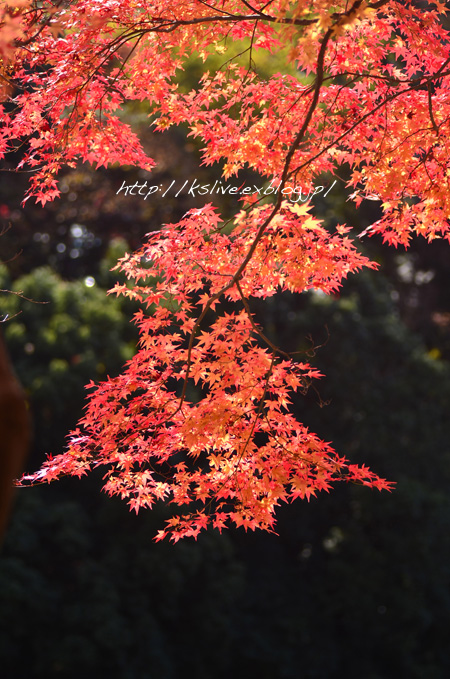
2 235 450 677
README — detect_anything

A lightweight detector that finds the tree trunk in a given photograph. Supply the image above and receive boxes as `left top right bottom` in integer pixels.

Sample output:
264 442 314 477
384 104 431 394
0 328 30 541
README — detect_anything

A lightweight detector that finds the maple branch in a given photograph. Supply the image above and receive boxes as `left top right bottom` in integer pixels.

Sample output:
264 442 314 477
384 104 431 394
260 412 361 490
231 351 276 496
289 82 433 181
329 64 450 90
235 280 291 359
0 289 48 305
286 49 450 182
177 24 335 411
202 351 278 519
149 13 317 31
174 1 361 416
428 82 440 136
108 0 386 41
13 1 64 48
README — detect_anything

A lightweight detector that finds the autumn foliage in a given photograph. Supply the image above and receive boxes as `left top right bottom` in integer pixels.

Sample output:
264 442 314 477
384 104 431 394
3 0 450 540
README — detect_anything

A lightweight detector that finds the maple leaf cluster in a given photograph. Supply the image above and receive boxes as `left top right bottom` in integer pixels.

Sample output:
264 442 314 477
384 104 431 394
4 0 450 540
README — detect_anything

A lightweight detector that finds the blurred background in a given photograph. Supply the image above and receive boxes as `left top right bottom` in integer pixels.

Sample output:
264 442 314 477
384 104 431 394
1 53 450 679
